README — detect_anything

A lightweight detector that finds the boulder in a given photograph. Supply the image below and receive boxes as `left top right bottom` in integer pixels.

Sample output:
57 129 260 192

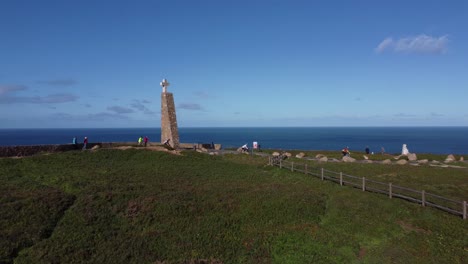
319 156 328 162
417 159 429 164
315 154 325 159
296 152 305 159
284 152 292 158
91 145 100 150
445 154 456 163
272 152 280 156
363 155 368 160
382 159 392 164
407 153 417 161
431 160 441 164
396 159 408 165
342 156 356 163
460 157 464 161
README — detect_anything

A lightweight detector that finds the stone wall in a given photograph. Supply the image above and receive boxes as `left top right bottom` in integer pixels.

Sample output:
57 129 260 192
161 92 180 148
0 143 102 158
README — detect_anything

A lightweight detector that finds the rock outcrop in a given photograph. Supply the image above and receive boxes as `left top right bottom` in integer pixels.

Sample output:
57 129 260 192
445 154 456 163
319 156 328 162
396 159 408 165
407 153 417 161
295 152 305 159
342 156 356 163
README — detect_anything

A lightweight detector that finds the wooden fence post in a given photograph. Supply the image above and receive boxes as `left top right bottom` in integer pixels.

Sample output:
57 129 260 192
422 190 426 207
321 168 324 180
305 164 308 174
340 172 343 186
362 177 366 191
280 160 282 169
268 156 271 165
463 201 467 220
389 183 392 199
291 162 294 172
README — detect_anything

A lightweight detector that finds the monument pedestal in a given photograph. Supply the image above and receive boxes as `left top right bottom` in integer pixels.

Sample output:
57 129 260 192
160 92 179 148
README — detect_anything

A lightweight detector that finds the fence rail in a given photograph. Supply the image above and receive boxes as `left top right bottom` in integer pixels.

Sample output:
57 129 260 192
269 157 467 220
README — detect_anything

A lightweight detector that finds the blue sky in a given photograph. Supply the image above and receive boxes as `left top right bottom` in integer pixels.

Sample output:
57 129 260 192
1 0 467 128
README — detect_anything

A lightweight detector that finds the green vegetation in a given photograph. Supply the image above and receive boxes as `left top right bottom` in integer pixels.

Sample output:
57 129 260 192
1 149 467 263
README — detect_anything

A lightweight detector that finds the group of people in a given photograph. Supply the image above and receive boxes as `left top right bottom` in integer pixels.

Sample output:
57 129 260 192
72 135 151 150
138 136 149 147
341 144 410 157
341 146 379 156
72 136 88 150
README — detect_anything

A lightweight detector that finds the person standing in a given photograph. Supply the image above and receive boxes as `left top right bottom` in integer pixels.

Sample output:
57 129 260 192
82 137 88 150
342 146 350 157
144 136 148 147
365 146 370 155
72 136 78 149
138 136 143 146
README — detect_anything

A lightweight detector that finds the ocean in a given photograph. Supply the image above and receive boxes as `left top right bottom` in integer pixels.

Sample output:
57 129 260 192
0 127 467 155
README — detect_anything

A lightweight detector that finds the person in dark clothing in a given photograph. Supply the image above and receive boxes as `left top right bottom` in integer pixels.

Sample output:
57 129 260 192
82 137 88 150
365 146 370 155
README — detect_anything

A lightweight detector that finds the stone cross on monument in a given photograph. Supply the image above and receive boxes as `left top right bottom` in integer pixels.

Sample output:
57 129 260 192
160 78 169 93
160 78 179 148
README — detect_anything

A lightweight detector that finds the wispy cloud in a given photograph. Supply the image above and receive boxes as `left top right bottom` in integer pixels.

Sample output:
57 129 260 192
393 113 416 118
130 100 156 115
0 93 78 104
0 84 78 104
193 91 213 99
430 112 444 117
107 106 135 114
179 103 204 111
0 85 27 95
52 112 129 121
375 34 449 54
37 79 78 86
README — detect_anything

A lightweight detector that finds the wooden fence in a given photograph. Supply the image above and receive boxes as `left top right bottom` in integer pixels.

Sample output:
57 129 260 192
269 157 467 220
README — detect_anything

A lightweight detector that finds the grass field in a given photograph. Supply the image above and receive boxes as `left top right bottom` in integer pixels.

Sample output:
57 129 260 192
1 149 467 263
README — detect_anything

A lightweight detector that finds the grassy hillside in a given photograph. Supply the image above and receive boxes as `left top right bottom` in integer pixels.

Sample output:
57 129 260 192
0 149 467 263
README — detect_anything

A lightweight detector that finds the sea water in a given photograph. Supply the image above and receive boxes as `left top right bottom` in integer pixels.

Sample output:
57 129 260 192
0 127 467 155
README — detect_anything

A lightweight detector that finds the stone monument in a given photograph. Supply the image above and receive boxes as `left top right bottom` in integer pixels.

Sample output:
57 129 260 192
160 79 179 148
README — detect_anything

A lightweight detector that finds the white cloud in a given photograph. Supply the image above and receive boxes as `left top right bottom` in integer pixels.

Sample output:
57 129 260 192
375 34 449 54
375 38 393 53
